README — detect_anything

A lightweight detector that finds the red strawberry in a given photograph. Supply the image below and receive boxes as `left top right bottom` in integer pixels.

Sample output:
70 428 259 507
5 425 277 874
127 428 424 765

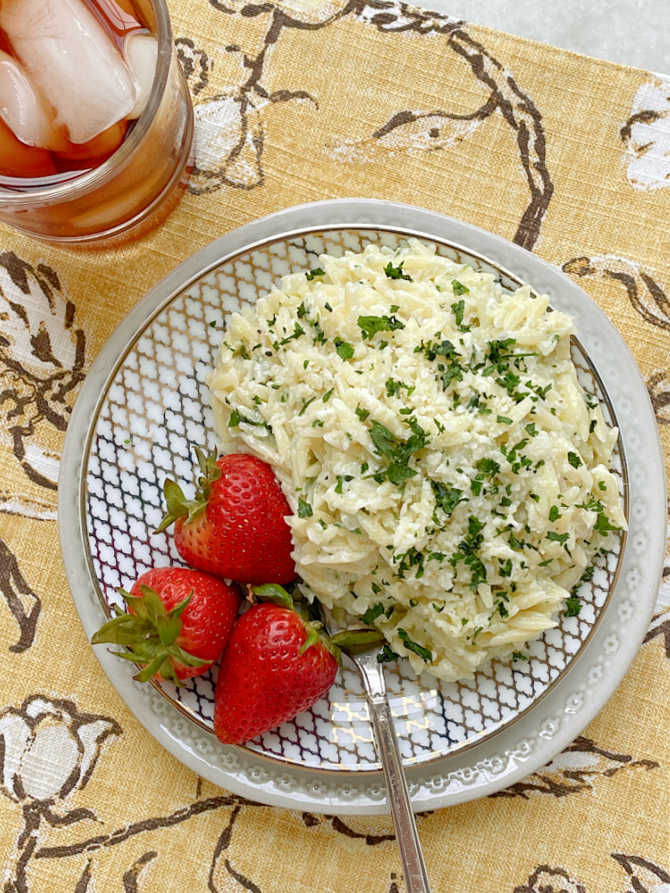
92 567 240 684
157 450 295 584
213 586 338 744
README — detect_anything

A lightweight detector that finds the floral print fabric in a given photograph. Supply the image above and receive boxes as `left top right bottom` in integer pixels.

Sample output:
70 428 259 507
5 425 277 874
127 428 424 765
0 1 668 890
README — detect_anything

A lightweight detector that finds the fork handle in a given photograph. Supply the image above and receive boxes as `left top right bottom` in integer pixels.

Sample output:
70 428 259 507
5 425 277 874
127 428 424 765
366 693 432 893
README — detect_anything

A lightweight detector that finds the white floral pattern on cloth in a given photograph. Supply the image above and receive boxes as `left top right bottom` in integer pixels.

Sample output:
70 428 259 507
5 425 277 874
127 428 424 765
0 252 86 518
513 856 670 893
0 695 120 893
621 76 670 191
0 1 667 889
180 0 553 249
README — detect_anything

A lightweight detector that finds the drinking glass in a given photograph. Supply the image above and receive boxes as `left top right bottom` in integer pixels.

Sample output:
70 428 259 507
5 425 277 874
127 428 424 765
0 0 193 243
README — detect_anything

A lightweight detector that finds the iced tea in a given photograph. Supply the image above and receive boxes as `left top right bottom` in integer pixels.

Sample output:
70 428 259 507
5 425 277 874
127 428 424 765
0 0 193 242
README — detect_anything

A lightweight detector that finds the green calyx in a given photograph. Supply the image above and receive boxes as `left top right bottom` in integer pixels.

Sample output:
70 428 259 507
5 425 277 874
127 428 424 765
155 447 221 533
252 584 335 658
91 585 211 685
252 583 295 609
250 586 385 663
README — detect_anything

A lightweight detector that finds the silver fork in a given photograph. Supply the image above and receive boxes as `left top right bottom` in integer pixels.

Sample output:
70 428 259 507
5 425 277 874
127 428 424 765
322 608 431 893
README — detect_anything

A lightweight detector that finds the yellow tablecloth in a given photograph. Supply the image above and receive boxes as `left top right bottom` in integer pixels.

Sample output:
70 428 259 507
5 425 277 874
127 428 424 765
1 1 668 890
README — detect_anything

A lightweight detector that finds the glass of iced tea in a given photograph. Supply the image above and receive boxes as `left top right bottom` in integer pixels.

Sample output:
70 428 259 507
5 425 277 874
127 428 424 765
0 0 193 243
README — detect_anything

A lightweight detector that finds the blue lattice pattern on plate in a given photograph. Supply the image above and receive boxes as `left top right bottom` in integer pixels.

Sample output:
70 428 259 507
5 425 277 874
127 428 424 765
85 228 625 772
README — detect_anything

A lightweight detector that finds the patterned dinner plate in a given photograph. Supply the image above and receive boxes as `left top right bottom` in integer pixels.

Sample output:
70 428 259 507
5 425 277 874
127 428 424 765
59 200 666 814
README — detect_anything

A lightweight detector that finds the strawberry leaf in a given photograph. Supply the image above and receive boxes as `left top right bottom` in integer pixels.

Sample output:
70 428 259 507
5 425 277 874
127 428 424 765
157 615 181 646
169 593 193 620
168 645 212 668
91 585 205 686
252 584 294 609
139 586 167 624
298 626 320 655
135 653 168 683
155 449 221 532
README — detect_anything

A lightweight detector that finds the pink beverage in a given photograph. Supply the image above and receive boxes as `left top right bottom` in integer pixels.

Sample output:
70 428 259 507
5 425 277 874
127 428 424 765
0 0 192 243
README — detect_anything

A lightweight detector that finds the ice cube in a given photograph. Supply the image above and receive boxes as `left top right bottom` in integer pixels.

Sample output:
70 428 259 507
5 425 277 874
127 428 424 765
0 50 60 149
90 0 142 35
0 0 136 144
124 33 157 119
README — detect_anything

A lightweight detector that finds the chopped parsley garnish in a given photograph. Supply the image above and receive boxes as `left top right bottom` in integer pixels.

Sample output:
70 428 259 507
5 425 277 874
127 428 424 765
511 651 529 661
418 338 464 389
450 298 471 333
322 388 334 403
593 512 619 535
533 383 552 400
297 498 313 518
567 451 583 469
471 458 500 496
368 417 428 486
398 629 432 662
582 565 595 582
496 370 523 401
305 267 325 280
357 314 406 339
394 547 425 579
549 505 561 522
277 322 305 346
335 474 353 494
525 422 538 436
547 531 569 545
299 395 317 415
450 516 487 588
499 558 513 577
355 405 369 421
598 481 607 492
335 339 354 360
386 378 415 397
362 603 385 625
377 644 399 663
451 279 469 295
564 596 581 617
576 497 603 512
431 481 465 520
384 261 412 281
228 408 269 430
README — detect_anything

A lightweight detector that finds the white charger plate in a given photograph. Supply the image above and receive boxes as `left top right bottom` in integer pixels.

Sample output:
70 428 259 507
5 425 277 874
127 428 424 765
59 199 666 814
